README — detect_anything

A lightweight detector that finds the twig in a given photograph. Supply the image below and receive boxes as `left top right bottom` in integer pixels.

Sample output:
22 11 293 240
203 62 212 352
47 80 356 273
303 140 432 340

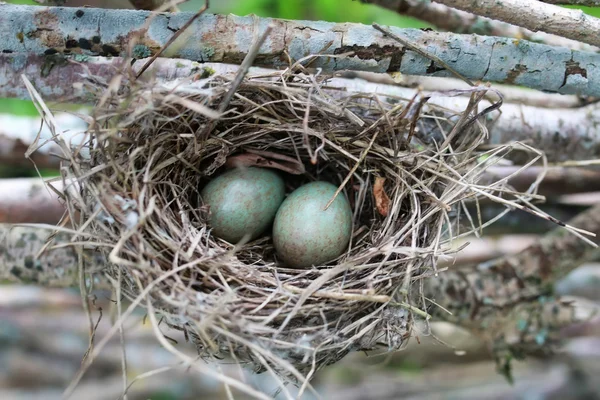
5 56 600 162
218 24 273 114
4 4 600 97
0 178 66 224
541 0 600 4
373 23 473 87
136 1 209 79
201 23 273 139
362 0 598 52
432 0 600 48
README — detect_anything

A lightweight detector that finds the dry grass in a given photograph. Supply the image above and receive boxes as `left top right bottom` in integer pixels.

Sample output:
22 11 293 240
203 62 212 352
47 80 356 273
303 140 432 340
23 60 555 397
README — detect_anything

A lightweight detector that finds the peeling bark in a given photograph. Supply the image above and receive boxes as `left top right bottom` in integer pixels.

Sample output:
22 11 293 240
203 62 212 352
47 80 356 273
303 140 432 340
432 0 600 48
2 56 600 163
3 4 600 97
361 0 598 53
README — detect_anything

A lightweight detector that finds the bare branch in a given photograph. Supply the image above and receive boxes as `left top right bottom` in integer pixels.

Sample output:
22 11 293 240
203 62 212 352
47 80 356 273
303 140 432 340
0 179 66 224
361 0 597 52
0 133 61 170
0 225 105 287
386 75 585 108
483 166 600 196
2 56 600 162
425 202 600 360
541 0 600 5
432 0 600 48
2 4 600 97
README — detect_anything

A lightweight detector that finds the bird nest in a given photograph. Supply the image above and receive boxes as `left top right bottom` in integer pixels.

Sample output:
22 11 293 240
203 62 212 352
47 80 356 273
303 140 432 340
32 60 540 388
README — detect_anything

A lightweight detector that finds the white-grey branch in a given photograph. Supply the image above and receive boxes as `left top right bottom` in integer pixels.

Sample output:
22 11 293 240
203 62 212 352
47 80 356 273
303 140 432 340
3 55 599 162
361 0 597 52
432 0 600 48
1 4 599 97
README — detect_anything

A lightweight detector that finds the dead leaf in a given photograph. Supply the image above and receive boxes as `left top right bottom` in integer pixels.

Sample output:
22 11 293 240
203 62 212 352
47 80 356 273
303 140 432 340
374 177 390 217
225 149 305 175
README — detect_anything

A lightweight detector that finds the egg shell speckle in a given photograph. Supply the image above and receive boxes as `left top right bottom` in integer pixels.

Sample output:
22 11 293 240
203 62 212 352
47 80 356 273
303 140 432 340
273 181 353 268
201 167 285 243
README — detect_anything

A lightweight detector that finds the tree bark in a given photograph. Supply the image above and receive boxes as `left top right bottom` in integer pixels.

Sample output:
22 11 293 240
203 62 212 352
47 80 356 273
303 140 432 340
432 0 600 48
425 202 600 364
0 179 66 224
2 4 600 97
3 55 600 163
0 225 105 287
361 0 597 52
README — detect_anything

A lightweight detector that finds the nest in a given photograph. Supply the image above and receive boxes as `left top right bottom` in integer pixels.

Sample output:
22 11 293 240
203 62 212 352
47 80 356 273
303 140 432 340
36 60 538 387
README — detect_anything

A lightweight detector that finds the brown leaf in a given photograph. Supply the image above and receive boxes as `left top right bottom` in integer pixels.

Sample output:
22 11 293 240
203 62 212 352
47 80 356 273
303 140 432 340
374 177 390 217
225 149 305 175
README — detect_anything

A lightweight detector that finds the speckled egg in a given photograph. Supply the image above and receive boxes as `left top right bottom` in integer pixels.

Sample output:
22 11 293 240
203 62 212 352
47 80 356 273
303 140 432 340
273 181 353 268
201 167 285 243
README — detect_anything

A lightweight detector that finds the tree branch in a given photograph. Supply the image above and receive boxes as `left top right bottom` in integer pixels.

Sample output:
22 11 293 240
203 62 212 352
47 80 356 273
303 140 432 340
432 0 600 48
361 0 597 52
0 225 105 287
2 4 600 97
483 166 600 196
425 202 600 365
3 55 600 162
0 179 66 224
541 0 600 5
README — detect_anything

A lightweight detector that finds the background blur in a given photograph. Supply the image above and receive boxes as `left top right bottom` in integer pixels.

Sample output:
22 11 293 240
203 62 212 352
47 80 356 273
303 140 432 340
3 1 600 399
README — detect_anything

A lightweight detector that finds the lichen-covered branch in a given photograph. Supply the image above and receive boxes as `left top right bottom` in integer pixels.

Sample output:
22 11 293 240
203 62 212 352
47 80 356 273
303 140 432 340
0 225 105 287
2 55 600 163
432 0 600 48
425 202 600 367
361 0 597 52
2 4 600 97
428 202 600 317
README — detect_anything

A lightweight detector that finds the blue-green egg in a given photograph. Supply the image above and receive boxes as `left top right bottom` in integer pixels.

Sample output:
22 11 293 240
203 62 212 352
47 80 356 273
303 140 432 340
201 167 285 243
273 181 353 268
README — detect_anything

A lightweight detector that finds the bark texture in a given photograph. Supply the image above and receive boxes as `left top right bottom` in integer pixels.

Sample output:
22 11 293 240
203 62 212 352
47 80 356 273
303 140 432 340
0 225 105 287
362 0 598 52
425 202 600 365
3 55 600 162
433 0 600 48
2 4 600 97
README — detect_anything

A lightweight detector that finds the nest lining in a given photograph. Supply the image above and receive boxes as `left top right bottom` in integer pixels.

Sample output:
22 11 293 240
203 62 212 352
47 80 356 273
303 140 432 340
41 63 533 383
